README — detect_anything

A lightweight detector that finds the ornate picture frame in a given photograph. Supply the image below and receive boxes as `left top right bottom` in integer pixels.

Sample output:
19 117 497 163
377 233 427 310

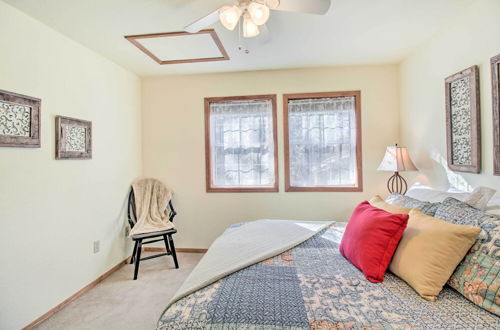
0 89 41 148
492 54 500 175
445 65 481 173
55 116 92 160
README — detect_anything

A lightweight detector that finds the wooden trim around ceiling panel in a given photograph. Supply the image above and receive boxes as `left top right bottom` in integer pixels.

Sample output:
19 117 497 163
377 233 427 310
205 94 279 193
283 91 363 192
124 29 229 65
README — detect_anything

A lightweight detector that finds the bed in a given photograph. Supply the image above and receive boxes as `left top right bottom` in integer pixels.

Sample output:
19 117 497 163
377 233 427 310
158 221 499 329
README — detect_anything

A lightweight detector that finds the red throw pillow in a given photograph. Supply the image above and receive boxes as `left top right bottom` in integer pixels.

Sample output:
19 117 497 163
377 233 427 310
339 201 409 283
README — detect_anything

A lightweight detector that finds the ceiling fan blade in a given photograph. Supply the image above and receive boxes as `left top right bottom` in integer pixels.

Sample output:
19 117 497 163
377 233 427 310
259 24 272 44
270 0 331 15
184 8 221 33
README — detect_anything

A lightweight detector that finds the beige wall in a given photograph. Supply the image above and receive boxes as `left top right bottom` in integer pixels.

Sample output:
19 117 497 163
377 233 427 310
0 2 142 329
7 0 497 327
142 65 400 249
400 0 500 191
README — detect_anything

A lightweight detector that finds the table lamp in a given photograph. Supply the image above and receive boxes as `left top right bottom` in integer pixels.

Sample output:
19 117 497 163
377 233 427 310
377 144 418 194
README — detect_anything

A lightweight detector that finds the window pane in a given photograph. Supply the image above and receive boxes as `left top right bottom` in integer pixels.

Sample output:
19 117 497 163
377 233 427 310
288 96 357 187
210 99 275 188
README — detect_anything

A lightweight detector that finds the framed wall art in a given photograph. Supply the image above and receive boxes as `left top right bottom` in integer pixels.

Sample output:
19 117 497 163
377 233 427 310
492 54 500 175
55 116 92 159
0 89 40 148
445 65 481 173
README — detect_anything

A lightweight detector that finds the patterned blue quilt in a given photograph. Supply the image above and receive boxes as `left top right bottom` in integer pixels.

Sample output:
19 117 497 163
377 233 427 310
158 222 499 329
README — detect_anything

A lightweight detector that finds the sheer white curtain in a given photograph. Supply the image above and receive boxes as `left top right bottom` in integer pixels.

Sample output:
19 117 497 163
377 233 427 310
210 99 275 187
288 96 357 187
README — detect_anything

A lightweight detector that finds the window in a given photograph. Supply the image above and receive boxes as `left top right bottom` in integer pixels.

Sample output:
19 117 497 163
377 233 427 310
284 91 362 192
205 95 278 192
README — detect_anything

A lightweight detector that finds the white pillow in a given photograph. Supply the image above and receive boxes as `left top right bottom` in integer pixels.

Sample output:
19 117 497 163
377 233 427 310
405 183 470 203
405 183 496 210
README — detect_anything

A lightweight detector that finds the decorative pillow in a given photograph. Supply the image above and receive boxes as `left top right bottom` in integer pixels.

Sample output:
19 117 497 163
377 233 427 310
486 196 500 216
465 187 497 210
435 198 500 315
369 195 411 214
389 209 480 302
339 201 408 283
385 193 440 216
487 208 500 217
487 196 500 210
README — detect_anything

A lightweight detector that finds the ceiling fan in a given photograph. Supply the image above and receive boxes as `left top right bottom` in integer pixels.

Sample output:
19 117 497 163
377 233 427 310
184 0 331 39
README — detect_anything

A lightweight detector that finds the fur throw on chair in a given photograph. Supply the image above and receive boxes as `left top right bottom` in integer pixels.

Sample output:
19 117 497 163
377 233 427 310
129 178 174 237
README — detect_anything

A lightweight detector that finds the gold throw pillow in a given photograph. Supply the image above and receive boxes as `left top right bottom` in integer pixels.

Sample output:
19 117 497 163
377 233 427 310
389 209 481 301
369 195 412 214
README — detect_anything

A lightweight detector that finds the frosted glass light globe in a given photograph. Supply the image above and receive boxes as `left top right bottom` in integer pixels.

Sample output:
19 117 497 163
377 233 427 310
248 2 270 25
243 15 260 38
219 6 242 31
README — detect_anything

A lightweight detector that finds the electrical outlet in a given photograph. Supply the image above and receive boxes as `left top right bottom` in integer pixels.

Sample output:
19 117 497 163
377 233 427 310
93 240 100 254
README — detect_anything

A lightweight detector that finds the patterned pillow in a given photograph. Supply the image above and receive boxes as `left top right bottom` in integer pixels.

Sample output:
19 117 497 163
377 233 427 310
434 198 500 315
385 193 440 216
464 187 497 210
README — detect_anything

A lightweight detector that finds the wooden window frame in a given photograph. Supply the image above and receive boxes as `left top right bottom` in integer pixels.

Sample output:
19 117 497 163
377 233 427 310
204 94 279 193
283 91 363 192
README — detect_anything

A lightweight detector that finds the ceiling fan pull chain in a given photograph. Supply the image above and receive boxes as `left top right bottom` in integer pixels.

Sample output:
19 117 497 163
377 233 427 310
238 18 242 43
237 19 250 54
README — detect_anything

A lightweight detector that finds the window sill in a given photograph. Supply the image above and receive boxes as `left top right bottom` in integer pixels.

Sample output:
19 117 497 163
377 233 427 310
285 186 363 192
207 186 279 193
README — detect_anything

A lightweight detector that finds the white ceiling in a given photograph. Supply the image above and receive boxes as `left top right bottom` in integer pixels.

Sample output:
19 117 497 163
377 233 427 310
4 0 474 76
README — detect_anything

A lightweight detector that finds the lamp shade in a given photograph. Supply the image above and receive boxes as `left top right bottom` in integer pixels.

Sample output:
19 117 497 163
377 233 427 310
377 146 418 172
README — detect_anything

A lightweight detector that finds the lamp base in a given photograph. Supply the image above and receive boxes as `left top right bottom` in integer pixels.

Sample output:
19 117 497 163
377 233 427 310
387 171 408 194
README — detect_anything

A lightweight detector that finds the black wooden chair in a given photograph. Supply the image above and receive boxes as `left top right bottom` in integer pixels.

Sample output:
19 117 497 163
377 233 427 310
127 188 179 280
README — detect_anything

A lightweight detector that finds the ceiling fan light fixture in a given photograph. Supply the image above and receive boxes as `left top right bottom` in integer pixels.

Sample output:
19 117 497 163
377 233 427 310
265 0 280 10
248 2 270 26
219 5 242 31
243 15 260 38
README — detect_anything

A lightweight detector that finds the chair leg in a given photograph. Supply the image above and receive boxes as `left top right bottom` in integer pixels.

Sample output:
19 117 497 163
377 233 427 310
130 240 138 264
133 240 143 280
163 235 171 254
167 235 179 269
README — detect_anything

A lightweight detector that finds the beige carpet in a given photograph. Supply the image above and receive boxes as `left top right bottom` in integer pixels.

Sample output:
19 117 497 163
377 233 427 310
34 252 204 330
